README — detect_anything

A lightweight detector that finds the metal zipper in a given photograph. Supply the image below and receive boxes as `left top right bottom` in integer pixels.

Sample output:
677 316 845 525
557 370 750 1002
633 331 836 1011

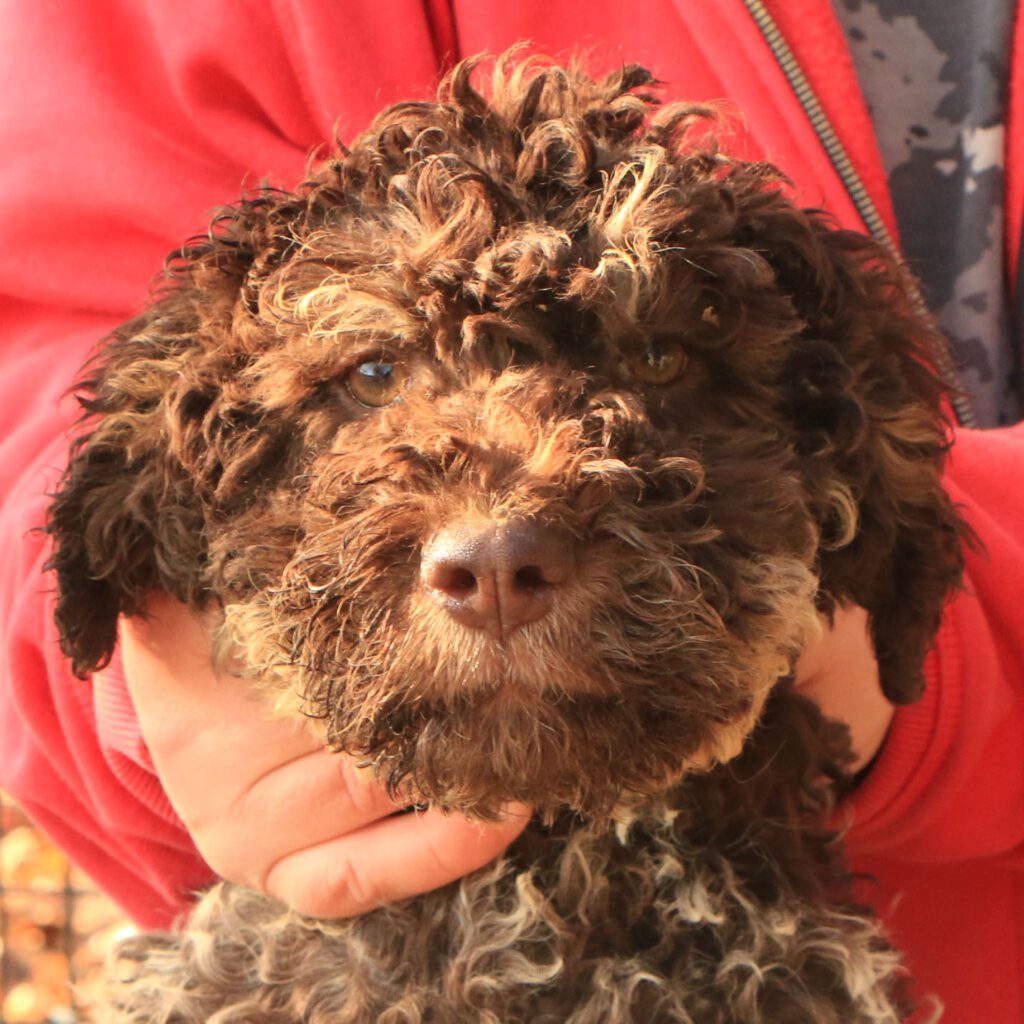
742 0 977 427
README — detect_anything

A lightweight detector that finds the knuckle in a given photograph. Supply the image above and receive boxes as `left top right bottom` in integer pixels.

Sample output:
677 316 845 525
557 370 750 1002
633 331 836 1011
337 759 392 817
322 859 377 916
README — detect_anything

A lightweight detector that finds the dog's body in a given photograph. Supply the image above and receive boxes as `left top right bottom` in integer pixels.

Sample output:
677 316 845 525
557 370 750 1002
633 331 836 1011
48 56 967 1021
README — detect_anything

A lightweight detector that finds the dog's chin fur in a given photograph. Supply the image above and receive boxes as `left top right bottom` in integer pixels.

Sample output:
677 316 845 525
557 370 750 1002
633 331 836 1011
47 52 968 1021
226 503 823 815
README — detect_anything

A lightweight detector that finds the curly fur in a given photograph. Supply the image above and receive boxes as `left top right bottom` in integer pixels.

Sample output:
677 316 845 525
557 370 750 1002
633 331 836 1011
101 696 908 1024
47 53 967 1021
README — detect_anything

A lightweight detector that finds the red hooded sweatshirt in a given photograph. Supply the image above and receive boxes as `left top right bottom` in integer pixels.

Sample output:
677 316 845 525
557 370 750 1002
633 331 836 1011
1 2 1021 1020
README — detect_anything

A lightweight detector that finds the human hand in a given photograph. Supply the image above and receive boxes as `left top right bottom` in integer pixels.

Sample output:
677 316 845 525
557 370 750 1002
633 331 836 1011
118 594 529 919
794 602 894 773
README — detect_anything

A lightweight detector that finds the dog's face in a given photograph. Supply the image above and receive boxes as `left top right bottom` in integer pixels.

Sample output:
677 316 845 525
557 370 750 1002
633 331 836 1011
49 59 964 819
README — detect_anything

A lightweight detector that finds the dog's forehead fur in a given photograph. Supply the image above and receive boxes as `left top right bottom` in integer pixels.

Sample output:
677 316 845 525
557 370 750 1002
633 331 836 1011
193 62 809 421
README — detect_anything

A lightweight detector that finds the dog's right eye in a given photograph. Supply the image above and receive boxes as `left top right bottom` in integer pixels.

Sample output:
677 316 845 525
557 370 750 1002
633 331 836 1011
624 338 688 386
346 358 408 407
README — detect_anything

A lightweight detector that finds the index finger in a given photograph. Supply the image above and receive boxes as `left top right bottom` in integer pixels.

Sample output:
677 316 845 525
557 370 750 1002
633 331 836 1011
263 803 532 919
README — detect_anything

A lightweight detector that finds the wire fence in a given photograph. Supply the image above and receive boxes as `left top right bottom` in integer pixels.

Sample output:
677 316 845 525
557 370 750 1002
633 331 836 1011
0 792 134 1023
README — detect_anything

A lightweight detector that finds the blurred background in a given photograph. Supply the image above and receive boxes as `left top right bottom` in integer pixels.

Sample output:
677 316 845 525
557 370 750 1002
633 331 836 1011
0 792 133 1023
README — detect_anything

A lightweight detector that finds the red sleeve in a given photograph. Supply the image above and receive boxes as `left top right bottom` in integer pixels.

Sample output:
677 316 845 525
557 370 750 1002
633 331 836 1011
0 312 215 927
0 0 456 926
844 424 1024 866
760 0 899 244
0 0 455 319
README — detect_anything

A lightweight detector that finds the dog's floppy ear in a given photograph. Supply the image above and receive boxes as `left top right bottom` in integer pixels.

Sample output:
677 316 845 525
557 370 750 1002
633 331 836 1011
47 202 293 678
47 293 218 676
741 203 970 703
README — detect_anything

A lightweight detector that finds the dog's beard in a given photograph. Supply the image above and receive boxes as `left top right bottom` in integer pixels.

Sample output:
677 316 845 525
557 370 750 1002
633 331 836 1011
225 536 820 820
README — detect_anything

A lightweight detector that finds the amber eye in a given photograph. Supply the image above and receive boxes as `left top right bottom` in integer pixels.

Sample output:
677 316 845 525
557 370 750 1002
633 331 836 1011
346 358 408 407
626 339 688 385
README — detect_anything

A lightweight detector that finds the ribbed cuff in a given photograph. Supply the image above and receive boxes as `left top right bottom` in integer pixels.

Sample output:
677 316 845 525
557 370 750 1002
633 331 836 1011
93 645 186 830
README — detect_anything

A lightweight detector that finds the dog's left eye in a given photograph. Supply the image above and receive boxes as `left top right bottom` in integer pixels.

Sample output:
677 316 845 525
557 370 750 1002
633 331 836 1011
346 359 408 407
626 339 688 386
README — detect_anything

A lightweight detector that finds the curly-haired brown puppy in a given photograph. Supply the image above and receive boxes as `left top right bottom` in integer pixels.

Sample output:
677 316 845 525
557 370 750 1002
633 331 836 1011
48 55 968 1022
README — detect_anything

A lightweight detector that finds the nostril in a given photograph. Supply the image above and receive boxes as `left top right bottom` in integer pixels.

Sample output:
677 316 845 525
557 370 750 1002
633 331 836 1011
513 564 550 593
432 565 477 598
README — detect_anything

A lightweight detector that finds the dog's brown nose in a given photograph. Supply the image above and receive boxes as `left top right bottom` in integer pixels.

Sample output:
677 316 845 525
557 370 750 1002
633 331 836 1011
420 519 574 639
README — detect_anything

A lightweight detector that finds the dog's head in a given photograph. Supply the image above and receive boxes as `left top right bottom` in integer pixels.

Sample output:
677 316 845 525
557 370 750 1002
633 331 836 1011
48 56 966 819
